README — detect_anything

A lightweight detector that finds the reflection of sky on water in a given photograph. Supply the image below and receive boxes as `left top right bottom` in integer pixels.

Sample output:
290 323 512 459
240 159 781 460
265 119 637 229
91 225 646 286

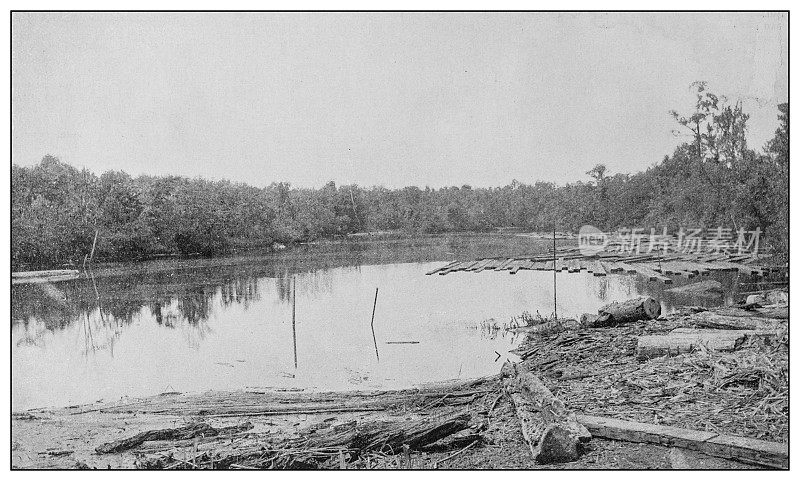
12 255 750 411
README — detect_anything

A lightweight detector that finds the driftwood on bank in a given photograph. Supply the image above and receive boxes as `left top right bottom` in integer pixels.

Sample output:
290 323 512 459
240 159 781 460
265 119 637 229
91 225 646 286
501 361 590 464
715 306 788 320
300 411 474 453
688 311 787 331
140 412 476 469
96 422 254 454
511 318 579 335
636 328 779 359
579 296 661 328
577 414 788 469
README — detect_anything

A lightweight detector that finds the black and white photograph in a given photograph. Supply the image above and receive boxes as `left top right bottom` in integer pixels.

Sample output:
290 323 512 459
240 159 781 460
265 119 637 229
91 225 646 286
7 7 791 471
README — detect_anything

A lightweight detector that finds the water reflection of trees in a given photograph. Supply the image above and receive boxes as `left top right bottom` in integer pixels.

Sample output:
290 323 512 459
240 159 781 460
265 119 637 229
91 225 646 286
11 265 270 350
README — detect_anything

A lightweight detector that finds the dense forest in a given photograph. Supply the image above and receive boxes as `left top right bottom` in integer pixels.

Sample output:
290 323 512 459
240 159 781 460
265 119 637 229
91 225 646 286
11 83 789 268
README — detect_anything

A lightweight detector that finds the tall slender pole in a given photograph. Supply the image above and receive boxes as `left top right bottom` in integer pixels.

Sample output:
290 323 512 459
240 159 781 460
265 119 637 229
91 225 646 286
292 276 297 369
553 226 557 320
370 288 379 361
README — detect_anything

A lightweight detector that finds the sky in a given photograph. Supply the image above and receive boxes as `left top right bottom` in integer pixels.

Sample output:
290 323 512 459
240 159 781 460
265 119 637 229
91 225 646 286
11 12 788 189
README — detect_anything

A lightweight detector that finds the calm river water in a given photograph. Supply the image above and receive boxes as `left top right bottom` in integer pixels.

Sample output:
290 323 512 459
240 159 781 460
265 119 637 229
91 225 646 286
11 235 742 410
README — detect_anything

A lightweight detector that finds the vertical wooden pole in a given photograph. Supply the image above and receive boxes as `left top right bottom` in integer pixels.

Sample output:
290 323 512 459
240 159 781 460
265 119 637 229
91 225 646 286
292 275 297 369
370 287 379 361
553 226 557 320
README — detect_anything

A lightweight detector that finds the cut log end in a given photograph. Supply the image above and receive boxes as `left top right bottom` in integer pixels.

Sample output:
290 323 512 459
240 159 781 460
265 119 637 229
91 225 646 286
641 297 662 319
595 296 662 326
534 423 586 464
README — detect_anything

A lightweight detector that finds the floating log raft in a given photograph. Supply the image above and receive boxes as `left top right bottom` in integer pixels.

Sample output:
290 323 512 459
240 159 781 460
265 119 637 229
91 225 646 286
427 249 774 285
501 361 590 464
666 280 723 297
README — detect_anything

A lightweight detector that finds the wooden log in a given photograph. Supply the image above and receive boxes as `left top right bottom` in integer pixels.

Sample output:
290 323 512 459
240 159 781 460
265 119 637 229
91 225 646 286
12 274 80 285
688 311 786 331
438 261 468 275
576 415 787 468
596 297 661 325
630 264 672 283
12 269 80 278
635 329 776 359
495 258 514 271
426 261 459 276
579 313 601 327
467 259 491 272
567 259 581 273
591 261 606 277
620 254 656 263
716 306 788 320
709 261 764 276
96 422 253 454
614 261 640 273
511 319 580 335
458 260 480 272
666 279 723 296
197 414 474 469
301 412 472 454
501 361 590 464
670 261 710 275
473 259 494 272
659 262 696 277
601 261 624 273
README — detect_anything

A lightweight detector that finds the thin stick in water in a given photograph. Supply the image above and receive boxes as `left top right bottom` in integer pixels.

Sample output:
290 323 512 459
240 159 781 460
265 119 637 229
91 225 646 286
292 275 297 369
553 226 557 320
370 287 379 361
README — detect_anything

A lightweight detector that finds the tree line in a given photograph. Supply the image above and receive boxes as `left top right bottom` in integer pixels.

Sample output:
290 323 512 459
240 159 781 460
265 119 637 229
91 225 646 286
11 83 788 268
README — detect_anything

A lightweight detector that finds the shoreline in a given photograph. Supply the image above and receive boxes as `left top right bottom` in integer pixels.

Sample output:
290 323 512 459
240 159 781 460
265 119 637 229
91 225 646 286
12 303 787 470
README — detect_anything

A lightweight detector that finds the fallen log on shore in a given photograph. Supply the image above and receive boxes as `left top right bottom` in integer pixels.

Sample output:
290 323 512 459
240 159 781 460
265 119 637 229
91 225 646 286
96 422 254 454
636 328 779 359
510 318 579 335
501 361 590 464
579 297 661 328
301 412 473 453
577 414 788 469
716 306 788 320
688 311 787 331
140 412 476 469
